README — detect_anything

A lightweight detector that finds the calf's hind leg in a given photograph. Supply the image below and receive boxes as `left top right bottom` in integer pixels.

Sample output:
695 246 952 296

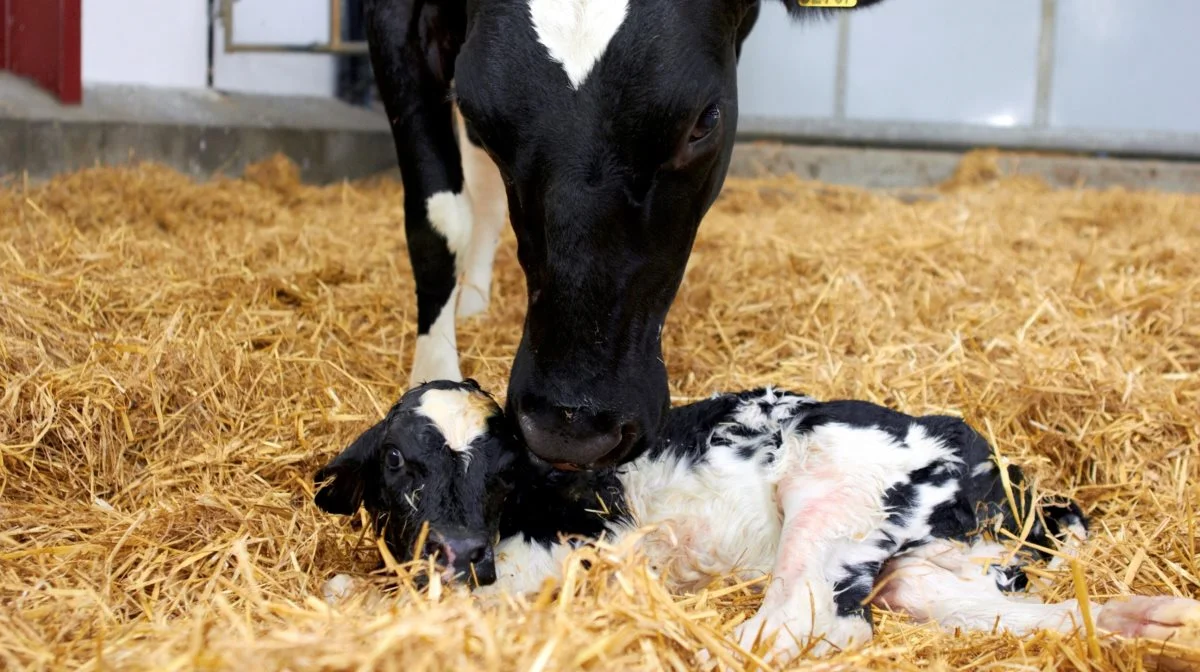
875 540 1200 646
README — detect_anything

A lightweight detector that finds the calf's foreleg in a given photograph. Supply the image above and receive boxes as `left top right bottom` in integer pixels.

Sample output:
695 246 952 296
730 465 880 661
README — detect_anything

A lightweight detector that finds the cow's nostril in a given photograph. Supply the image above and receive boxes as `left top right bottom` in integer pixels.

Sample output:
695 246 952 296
466 546 485 564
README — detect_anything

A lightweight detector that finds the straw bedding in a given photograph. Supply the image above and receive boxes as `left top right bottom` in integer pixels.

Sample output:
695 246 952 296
1 151 1198 671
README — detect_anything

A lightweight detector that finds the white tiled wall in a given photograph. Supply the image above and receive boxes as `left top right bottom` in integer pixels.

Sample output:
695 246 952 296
79 0 1200 138
843 0 1041 126
1051 0 1200 134
736 0 1200 138
83 1 209 89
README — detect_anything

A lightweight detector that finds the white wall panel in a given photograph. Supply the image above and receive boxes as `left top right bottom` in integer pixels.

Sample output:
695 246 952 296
738 2 840 120
842 0 1041 126
1052 0 1200 134
83 0 209 89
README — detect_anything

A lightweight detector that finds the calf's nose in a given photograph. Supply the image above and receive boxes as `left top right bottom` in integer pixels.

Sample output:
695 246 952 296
426 532 495 585
517 404 635 468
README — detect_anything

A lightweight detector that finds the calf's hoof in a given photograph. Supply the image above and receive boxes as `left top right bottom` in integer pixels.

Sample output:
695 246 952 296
697 610 871 668
1098 595 1200 672
321 573 359 605
1098 595 1200 643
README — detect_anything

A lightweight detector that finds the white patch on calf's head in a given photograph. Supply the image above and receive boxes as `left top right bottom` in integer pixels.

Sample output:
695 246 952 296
416 387 500 453
528 0 629 89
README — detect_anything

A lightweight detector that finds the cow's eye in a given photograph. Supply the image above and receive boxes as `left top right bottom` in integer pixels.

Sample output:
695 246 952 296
385 448 404 471
690 105 721 142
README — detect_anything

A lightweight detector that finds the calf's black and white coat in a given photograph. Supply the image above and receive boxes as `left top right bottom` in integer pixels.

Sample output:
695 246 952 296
315 382 1200 662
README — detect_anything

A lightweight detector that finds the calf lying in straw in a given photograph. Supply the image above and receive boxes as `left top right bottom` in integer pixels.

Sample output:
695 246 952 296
314 380 1200 664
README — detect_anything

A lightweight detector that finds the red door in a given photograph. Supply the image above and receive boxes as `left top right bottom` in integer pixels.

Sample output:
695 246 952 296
0 1 7 70
1 0 82 104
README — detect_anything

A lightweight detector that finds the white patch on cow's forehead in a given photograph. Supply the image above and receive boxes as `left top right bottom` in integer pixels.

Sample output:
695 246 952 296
528 0 629 89
417 388 496 453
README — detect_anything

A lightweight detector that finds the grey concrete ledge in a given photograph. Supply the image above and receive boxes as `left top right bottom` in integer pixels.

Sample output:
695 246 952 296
738 115 1200 162
1 73 1198 193
728 143 1200 193
0 73 387 131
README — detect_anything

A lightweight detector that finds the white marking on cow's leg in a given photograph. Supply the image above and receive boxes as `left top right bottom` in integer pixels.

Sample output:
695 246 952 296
873 539 1096 634
410 284 462 387
527 0 629 89
425 191 474 261
454 109 507 319
409 189 475 387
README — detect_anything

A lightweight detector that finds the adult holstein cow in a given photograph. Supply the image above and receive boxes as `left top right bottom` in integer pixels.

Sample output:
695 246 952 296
367 0 887 471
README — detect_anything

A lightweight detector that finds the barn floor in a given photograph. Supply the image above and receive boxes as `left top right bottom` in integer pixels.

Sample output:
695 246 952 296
2 153 1199 671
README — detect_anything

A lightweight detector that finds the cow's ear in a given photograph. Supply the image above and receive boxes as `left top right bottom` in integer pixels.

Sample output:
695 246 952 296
314 420 386 516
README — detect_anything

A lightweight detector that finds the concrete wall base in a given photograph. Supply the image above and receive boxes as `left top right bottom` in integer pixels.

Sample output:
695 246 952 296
2 74 1198 193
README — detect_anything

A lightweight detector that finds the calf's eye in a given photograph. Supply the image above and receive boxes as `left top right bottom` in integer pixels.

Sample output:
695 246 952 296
385 448 404 471
690 105 721 142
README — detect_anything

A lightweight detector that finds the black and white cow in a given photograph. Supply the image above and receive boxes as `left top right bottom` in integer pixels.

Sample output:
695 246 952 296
314 381 1200 662
366 0 889 470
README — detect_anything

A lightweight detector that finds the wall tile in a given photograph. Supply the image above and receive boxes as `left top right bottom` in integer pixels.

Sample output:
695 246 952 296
1052 0 1200 134
845 0 1041 126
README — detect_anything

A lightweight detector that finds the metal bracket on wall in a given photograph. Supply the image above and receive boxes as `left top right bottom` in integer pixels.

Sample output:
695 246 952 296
218 0 367 54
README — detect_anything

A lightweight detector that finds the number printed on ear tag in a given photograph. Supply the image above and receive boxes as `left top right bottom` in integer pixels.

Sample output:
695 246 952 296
797 0 858 7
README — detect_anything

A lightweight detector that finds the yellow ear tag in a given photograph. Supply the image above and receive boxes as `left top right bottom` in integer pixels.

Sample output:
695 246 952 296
797 0 858 7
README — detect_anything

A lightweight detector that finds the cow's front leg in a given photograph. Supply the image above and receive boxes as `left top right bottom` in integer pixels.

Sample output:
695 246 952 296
731 467 877 662
366 1 469 387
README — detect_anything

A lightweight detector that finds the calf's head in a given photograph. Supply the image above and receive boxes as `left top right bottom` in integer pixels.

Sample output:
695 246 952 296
313 380 518 586
452 0 887 469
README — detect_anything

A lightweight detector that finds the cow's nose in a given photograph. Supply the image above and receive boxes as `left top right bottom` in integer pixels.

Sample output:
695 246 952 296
517 405 634 468
445 535 487 567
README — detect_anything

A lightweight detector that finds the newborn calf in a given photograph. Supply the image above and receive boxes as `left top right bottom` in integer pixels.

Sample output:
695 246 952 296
315 381 1200 663
313 379 517 586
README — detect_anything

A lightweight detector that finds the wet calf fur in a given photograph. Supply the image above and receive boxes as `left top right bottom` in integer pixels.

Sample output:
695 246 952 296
314 381 1200 662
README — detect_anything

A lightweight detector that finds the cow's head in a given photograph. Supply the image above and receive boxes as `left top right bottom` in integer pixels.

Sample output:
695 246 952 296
452 0 886 470
313 380 519 586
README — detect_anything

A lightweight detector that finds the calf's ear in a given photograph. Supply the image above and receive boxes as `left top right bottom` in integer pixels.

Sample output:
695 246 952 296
314 420 386 516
